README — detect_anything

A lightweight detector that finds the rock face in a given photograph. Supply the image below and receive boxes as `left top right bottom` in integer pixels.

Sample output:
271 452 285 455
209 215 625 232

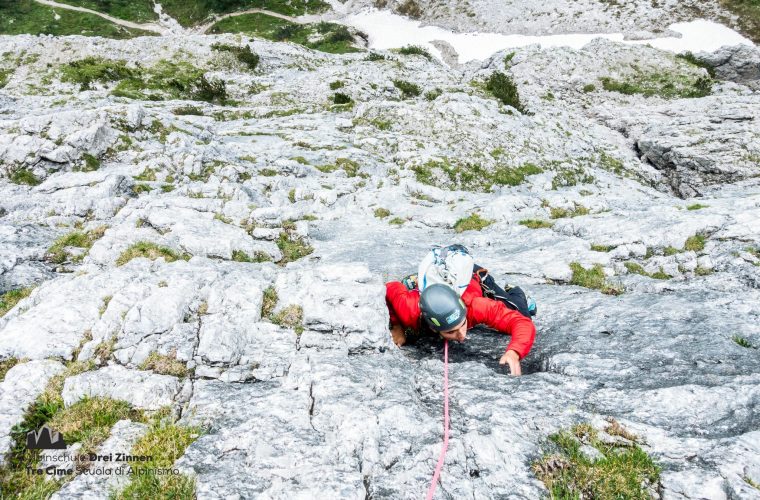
0 25 759 500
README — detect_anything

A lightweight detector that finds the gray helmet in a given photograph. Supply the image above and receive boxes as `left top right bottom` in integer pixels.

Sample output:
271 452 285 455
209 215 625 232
420 284 466 332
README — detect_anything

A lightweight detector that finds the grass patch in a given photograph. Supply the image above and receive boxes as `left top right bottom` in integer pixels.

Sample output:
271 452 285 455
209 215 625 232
0 287 34 317
209 15 357 54
600 71 711 99
453 213 492 233
54 0 157 23
316 157 361 177
393 79 421 99
519 219 553 229
721 0 760 44
0 0 155 38
569 262 623 295
412 159 541 192
397 45 432 60
173 105 204 116
231 249 271 263
115 241 191 266
684 234 706 252
676 51 717 78
46 226 107 264
590 244 616 252
625 262 671 280
60 56 135 90
212 43 260 71
47 397 143 455
732 335 755 349
276 232 313 264
388 217 406 226
139 351 188 377
113 420 200 499
0 357 21 382
271 304 304 334
261 286 278 318
550 203 590 219
374 207 391 218
9 168 41 186
485 71 525 112
532 423 660 499
551 167 595 189
0 68 12 89
582 83 596 93
686 203 709 210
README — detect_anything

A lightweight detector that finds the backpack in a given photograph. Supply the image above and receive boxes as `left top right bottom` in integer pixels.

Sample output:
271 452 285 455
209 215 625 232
417 244 474 296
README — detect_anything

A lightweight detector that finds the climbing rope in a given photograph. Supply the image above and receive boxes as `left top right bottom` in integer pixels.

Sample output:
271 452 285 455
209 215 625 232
426 339 449 500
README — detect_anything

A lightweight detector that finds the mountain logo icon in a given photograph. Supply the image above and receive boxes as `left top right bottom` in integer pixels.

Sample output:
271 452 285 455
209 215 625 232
26 425 67 450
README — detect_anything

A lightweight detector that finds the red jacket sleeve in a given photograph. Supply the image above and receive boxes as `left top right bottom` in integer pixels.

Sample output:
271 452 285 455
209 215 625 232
385 282 421 329
467 297 536 359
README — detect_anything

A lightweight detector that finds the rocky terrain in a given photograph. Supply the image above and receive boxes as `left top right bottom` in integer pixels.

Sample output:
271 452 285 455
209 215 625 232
1 2 760 498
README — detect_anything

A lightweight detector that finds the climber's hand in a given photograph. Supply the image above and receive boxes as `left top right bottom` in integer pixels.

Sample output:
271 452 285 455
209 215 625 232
390 324 406 347
499 349 522 376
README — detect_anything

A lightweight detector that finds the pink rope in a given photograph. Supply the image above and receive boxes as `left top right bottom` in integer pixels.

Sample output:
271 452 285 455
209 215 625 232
426 339 449 500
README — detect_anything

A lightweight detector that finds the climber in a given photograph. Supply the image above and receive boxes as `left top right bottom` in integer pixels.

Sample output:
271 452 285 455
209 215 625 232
385 247 536 376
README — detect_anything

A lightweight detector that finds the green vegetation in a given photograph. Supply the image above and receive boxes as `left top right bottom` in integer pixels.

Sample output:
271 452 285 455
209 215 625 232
590 244 616 252
139 351 188 377
485 71 525 112
209 15 357 54
48 397 143 455
569 262 623 295
676 51 716 78
397 45 432 60
412 159 542 192
0 0 155 38
46 226 107 264
0 357 21 382
582 83 596 93
686 203 709 210
393 79 421 99
80 153 101 172
425 88 443 101
453 213 492 233
114 420 200 499
746 476 760 490
61 57 228 103
333 92 352 104
261 286 278 318
684 234 706 252
316 157 362 177
55 0 156 22
173 105 204 116
0 68 12 89
550 203 590 219
374 207 391 218
276 231 313 264
212 43 260 71
397 0 422 18
132 183 153 194
115 241 191 266
551 166 595 189
271 304 304 334
599 70 712 99
732 335 755 349
721 0 760 44
231 249 271 263
519 219 553 229
329 80 344 90
0 287 34 317
625 262 672 280
9 168 41 186
533 422 660 499
366 52 386 61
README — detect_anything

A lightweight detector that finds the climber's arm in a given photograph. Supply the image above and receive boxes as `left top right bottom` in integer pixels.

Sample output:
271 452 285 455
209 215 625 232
385 282 421 345
469 296 536 373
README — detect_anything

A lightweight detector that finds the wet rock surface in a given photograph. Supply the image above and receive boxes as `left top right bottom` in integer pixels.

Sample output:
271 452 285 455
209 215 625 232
0 30 759 499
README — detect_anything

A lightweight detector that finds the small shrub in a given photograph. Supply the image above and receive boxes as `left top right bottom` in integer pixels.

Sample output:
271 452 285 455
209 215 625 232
453 213 492 233
333 92 352 104
0 287 34 317
139 351 188 377
590 244 616 252
211 43 260 71
686 203 709 210
485 71 525 112
329 80 344 89
261 286 278 318
276 232 313 264
582 83 596 93
519 219 553 229
732 335 755 349
393 79 421 99
388 217 406 225
684 234 706 252
424 88 442 100
569 262 623 295
550 203 590 219
115 241 190 266
374 207 391 218
172 105 204 116
366 52 386 61
9 168 40 186
397 0 422 18
398 44 431 59
271 304 304 334
80 153 101 172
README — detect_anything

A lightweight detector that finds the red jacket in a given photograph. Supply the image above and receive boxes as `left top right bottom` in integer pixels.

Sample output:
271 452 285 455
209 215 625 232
385 275 536 359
